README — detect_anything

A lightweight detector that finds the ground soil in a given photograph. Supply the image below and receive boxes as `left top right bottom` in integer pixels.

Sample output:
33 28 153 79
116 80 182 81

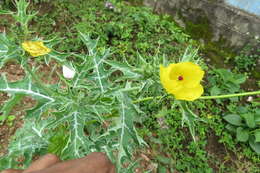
0 60 60 157
0 62 34 157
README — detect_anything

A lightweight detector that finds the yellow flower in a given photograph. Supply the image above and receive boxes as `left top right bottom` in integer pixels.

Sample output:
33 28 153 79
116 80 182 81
160 62 204 101
22 41 51 57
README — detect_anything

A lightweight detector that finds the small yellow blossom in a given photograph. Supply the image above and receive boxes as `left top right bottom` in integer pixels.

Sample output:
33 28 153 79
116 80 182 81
160 62 204 101
22 41 51 57
207 114 213 119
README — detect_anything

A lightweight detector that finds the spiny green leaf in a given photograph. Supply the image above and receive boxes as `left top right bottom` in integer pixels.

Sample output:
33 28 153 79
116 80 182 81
26 98 53 119
13 0 37 27
0 75 54 102
104 60 142 80
179 101 200 141
79 32 98 55
116 91 145 171
0 32 21 68
0 118 53 169
49 111 92 159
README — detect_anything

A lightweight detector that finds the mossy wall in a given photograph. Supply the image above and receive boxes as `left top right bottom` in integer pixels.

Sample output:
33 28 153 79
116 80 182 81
144 0 259 50
143 0 260 76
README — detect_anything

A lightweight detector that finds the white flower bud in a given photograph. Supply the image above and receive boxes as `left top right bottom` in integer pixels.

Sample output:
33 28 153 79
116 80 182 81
247 96 253 102
62 65 75 79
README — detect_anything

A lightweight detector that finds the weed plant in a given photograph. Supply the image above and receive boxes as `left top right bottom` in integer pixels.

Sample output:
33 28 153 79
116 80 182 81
0 0 259 172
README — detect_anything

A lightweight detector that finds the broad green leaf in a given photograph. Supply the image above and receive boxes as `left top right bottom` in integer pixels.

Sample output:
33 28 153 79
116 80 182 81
236 127 249 142
225 124 236 133
254 130 260 143
210 85 221 96
223 114 243 126
241 113 255 128
255 110 260 123
249 136 260 154
233 74 247 84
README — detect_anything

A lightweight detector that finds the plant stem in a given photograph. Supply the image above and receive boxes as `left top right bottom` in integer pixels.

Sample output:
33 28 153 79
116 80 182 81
132 91 260 103
199 91 260 99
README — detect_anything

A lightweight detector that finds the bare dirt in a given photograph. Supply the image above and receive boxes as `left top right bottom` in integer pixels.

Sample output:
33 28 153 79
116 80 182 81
0 60 60 157
0 62 34 157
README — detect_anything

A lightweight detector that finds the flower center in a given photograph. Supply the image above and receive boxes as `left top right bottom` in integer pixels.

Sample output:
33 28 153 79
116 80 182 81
178 76 184 81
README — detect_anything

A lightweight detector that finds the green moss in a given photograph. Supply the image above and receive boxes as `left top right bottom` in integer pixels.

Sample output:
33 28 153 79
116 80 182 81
252 71 260 80
126 0 144 6
180 8 236 67
182 9 213 42
202 38 236 68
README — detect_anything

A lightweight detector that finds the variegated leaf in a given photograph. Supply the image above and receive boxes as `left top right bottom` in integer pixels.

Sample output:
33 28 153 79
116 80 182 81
0 32 21 68
0 75 54 102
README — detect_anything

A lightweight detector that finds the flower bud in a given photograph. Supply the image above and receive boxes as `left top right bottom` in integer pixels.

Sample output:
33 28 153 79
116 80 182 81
62 65 76 79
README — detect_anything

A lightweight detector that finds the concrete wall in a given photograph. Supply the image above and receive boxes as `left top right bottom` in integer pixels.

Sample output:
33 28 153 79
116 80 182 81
144 0 260 49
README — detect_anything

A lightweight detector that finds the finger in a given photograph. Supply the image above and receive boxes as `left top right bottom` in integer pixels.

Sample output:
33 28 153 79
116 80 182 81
1 169 23 173
30 152 115 173
109 165 116 173
23 154 60 173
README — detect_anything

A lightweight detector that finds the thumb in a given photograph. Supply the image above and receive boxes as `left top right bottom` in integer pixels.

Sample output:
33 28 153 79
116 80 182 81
23 154 60 173
1 169 23 173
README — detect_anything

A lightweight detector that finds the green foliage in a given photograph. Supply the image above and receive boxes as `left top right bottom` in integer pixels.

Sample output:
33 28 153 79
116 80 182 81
223 105 260 154
30 0 190 62
0 32 151 171
207 68 246 102
0 0 259 172
234 43 260 72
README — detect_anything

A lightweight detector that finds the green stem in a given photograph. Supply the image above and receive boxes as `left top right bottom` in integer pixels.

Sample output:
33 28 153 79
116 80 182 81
200 91 260 99
133 91 260 103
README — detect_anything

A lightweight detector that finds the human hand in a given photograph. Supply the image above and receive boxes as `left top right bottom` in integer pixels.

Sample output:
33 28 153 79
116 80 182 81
1 152 115 173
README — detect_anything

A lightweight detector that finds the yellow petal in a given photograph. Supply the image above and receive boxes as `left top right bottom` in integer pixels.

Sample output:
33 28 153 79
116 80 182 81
22 41 51 57
160 64 182 93
173 84 204 101
169 62 204 88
